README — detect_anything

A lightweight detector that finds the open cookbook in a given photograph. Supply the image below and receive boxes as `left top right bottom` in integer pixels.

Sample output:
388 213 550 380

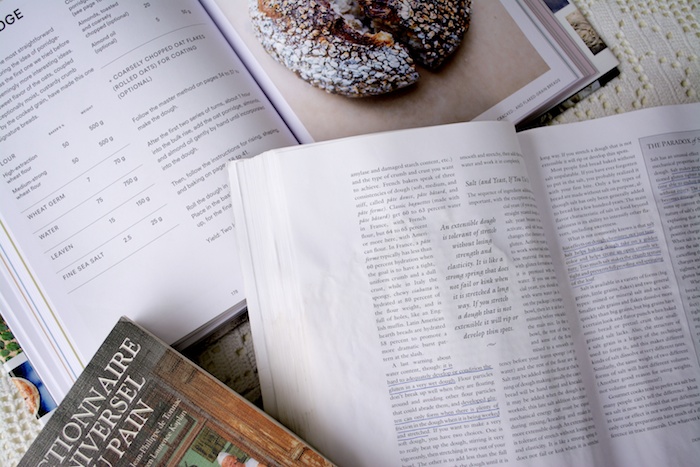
0 0 617 402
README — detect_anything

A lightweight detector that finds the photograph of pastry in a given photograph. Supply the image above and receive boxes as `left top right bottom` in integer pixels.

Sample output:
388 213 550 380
248 0 472 97
218 0 549 140
566 9 607 55
7 357 56 419
0 318 56 420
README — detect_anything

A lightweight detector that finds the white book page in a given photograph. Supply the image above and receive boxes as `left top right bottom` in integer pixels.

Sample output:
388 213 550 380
234 105 700 466
234 121 606 466
0 0 297 400
518 103 700 465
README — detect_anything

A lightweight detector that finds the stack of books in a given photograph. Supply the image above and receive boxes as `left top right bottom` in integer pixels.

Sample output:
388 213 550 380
4 0 699 465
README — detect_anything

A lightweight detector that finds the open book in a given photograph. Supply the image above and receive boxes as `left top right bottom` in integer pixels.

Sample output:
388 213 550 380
0 0 616 401
19 317 333 466
229 103 700 466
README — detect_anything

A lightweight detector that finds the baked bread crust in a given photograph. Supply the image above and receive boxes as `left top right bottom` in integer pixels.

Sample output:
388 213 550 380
250 0 471 97
250 0 420 97
361 0 472 69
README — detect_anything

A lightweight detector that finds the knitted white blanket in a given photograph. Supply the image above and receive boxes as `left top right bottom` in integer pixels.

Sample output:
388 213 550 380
555 0 699 123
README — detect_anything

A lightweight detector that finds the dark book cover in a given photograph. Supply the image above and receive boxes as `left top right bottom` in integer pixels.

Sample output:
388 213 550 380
19 317 333 466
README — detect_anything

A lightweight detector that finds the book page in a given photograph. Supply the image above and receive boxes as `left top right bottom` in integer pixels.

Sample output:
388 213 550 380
0 0 297 400
232 121 609 465
518 103 700 465
232 106 700 466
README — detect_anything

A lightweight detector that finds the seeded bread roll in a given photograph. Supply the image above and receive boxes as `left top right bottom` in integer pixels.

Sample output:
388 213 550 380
250 0 420 97
361 0 472 69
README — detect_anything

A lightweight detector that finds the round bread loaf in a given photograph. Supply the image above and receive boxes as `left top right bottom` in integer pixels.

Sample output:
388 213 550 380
361 0 472 69
249 0 471 97
250 0 420 97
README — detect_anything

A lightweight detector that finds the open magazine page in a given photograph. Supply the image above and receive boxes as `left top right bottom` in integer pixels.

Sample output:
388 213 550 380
0 0 297 401
231 121 622 465
518 103 700 464
522 0 618 81
209 0 591 142
0 315 56 423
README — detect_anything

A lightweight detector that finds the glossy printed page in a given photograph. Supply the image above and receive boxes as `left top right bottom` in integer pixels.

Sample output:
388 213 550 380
0 0 297 400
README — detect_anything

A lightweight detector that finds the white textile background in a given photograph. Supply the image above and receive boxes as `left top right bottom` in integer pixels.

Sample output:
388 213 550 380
1 1 698 465
555 0 699 123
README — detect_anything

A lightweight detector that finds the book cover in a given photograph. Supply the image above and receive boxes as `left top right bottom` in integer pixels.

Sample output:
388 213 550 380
19 317 333 466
